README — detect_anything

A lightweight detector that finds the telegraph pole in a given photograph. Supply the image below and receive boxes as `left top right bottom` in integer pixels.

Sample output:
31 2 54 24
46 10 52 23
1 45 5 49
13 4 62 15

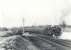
22 18 25 34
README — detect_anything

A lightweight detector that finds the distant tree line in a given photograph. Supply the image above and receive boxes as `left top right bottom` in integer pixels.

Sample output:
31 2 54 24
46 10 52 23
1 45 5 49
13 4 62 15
0 25 62 38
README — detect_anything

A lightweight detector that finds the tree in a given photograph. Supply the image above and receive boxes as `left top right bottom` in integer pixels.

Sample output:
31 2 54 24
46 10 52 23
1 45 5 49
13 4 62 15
52 26 62 38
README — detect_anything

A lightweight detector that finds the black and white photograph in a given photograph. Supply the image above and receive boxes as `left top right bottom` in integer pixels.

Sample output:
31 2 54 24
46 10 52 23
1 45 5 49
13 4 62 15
0 0 71 50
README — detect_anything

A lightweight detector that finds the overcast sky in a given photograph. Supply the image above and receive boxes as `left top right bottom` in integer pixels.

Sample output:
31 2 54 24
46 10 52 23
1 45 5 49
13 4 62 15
0 0 71 28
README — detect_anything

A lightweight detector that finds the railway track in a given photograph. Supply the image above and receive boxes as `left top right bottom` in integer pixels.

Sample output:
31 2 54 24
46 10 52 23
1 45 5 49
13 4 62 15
35 34 71 47
0 32 71 50
23 34 71 50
